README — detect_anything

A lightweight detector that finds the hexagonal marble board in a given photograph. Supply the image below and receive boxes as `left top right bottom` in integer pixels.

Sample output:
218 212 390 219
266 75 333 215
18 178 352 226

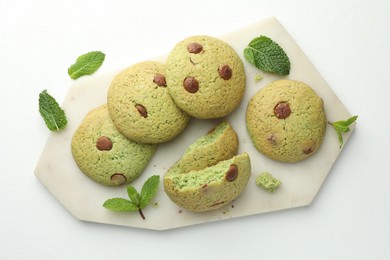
34 17 355 230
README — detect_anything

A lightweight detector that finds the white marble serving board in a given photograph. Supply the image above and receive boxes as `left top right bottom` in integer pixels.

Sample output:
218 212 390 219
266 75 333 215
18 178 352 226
34 17 355 230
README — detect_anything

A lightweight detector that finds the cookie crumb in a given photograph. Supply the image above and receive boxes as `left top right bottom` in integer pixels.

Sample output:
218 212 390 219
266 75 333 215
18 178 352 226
256 172 281 193
254 74 263 82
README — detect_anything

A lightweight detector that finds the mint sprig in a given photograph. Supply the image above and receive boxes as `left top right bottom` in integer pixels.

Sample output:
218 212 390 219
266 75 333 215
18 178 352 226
244 35 290 75
68 51 105 79
39 90 67 131
103 175 160 220
328 115 358 148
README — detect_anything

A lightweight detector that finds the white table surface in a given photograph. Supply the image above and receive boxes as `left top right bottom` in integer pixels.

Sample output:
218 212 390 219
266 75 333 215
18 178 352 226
1 0 389 259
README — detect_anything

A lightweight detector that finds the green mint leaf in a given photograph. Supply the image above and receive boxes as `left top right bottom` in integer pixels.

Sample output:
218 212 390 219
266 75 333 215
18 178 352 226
127 185 140 206
346 115 358 125
329 115 358 148
336 131 344 148
68 51 105 79
244 35 290 75
103 198 139 212
139 175 160 209
103 175 160 220
39 90 67 131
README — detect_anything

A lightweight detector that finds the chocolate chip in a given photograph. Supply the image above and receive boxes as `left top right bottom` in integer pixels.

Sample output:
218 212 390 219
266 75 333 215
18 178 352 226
225 164 238 182
135 104 147 118
153 73 166 87
187 42 203 54
110 174 127 185
96 136 112 151
303 146 314 154
267 133 277 145
183 76 199 93
218 65 232 80
274 102 291 119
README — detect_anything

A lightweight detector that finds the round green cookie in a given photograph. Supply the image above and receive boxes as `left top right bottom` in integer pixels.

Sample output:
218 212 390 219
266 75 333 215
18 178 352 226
165 35 246 119
71 105 157 186
246 80 327 163
107 61 190 144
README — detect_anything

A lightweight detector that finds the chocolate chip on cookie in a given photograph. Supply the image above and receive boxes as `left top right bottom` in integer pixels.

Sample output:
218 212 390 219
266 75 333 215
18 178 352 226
218 64 232 80
225 164 238 182
96 136 112 151
183 76 199 93
135 104 147 118
274 102 291 119
110 173 127 185
153 73 167 87
187 42 203 54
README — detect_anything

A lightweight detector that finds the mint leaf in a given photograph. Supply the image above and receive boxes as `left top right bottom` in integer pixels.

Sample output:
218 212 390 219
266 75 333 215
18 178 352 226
68 51 105 79
244 35 290 75
127 186 140 206
346 116 358 125
328 115 358 148
39 90 67 131
140 175 160 209
103 175 160 220
103 198 139 212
